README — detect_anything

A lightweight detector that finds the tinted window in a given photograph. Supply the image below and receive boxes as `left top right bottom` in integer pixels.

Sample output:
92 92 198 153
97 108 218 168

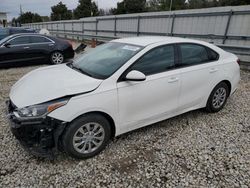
9 36 30 45
180 44 209 65
131 45 175 75
0 28 8 35
207 48 219 61
0 28 9 41
0 35 12 44
30 36 51 43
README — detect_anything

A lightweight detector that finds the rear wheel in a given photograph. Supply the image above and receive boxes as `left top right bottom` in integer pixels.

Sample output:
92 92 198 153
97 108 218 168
62 114 111 159
50 51 64 64
206 82 229 113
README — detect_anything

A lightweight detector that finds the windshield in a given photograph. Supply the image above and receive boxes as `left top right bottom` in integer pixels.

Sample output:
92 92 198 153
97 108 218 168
72 42 142 79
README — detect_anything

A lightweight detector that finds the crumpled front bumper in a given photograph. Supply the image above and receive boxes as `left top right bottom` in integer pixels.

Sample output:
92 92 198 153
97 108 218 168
6 100 67 158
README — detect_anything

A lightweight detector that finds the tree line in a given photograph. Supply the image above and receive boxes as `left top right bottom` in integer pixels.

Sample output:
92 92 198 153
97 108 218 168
13 0 250 24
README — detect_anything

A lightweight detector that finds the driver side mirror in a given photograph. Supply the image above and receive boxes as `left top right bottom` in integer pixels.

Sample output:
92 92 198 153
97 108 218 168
125 70 146 82
4 43 11 48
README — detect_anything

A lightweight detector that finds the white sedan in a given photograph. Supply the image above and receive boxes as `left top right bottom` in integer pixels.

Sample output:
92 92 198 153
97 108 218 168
7 36 240 159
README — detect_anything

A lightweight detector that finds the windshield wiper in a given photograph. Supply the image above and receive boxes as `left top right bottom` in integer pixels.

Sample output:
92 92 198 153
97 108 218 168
67 63 93 78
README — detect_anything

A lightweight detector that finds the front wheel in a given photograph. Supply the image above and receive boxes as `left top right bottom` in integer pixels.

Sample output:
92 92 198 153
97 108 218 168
206 82 229 113
62 114 111 159
50 51 64 64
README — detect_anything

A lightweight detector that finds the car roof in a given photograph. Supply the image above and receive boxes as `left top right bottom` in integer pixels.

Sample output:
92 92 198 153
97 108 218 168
112 36 205 47
8 33 45 37
6 33 56 41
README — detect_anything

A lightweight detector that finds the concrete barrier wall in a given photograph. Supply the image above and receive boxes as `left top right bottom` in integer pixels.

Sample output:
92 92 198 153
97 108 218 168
23 5 250 62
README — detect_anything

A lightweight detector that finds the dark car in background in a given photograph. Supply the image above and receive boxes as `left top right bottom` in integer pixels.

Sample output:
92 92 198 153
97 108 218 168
0 33 75 66
0 27 37 40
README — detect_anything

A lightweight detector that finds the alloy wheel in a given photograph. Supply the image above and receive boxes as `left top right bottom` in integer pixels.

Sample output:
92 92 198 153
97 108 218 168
73 122 105 154
52 52 64 64
212 87 227 109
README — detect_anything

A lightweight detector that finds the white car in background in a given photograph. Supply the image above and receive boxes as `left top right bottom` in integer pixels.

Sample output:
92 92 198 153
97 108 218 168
6 36 240 159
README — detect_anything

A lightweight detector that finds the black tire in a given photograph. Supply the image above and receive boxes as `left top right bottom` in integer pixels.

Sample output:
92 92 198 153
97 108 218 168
205 82 229 113
50 51 64 64
62 114 111 159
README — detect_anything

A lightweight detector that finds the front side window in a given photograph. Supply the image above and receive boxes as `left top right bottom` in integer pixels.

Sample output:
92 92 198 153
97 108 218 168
30 36 51 43
180 44 209 66
131 45 175 75
9 36 30 45
0 35 12 45
0 28 8 35
72 42 142 79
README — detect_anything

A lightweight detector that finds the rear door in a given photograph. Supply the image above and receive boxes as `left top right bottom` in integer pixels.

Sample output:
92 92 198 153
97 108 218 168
177 43 220 111
29 36 55 61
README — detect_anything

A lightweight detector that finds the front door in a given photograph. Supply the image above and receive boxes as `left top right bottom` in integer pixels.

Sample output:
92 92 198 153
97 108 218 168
0 36 31 64
117 44 181 132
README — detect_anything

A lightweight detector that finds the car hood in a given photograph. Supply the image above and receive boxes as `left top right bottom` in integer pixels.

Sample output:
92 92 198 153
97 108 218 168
10 64 103 108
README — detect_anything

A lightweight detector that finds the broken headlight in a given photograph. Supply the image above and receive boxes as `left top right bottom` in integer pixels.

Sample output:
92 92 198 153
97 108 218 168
16 98 69 118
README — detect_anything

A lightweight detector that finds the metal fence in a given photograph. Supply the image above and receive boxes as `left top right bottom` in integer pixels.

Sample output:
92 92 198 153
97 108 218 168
23 5 250 62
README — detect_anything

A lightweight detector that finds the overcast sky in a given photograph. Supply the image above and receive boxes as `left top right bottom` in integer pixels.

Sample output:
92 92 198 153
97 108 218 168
0 0 122 20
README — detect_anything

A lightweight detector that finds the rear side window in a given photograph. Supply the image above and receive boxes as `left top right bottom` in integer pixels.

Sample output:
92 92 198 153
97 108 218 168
207 47 219 61
30 36 51 43
131 45 175 75
179 44 209 65
9 36 30 45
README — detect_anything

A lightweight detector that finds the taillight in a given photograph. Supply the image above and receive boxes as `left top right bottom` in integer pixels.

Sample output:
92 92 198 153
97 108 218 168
236 59 240 64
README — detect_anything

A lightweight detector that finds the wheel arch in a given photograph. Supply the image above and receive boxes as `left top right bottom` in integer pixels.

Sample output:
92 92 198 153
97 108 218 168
65 111 116 139
205 80 232 105
204 80 232 108
220 80 232 96
50 50 64 56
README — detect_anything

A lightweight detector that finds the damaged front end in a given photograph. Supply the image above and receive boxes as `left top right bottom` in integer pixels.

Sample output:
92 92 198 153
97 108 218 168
6 100 67 158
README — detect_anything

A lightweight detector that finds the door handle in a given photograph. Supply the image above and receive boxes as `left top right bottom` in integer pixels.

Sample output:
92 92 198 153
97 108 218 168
23 46 30 49
209 68 218 73
168 77 179 83
48 44 54 46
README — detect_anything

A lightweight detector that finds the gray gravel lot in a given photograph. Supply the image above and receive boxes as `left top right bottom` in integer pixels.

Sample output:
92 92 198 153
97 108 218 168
0 65 249 187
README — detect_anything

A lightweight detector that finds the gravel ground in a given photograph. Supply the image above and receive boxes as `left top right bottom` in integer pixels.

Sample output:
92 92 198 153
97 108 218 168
0 65 249 188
